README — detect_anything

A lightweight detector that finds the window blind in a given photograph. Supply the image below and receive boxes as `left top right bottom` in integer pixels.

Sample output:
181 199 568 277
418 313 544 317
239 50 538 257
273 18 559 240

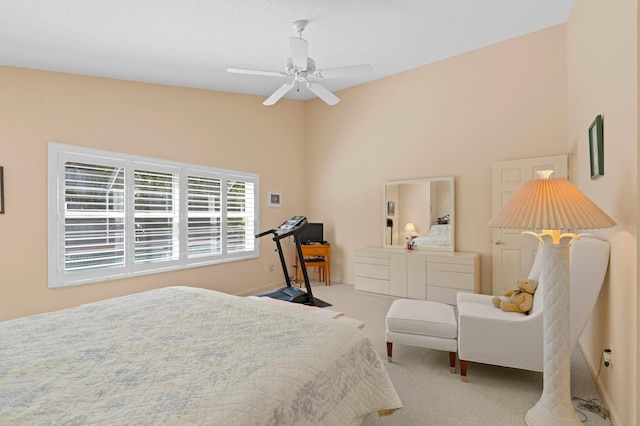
48 143 260 288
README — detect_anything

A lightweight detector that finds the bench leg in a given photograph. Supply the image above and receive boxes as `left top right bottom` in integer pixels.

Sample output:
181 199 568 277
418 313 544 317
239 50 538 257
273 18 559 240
449 352 456 373
386 342 393 362
460 359 468 382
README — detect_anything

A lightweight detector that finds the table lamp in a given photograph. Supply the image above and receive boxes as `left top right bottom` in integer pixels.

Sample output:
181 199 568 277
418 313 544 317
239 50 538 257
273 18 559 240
488 170 615 426
404 222 416 237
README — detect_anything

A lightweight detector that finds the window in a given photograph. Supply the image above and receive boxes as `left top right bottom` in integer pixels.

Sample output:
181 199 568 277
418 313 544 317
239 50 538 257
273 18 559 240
48 143 259 288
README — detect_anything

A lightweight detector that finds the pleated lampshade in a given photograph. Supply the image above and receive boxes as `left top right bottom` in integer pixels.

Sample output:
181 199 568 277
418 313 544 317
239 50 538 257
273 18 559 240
488 171 616 230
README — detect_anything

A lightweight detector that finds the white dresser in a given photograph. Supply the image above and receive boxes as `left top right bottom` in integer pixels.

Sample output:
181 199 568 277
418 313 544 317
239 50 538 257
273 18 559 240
354 247 479 305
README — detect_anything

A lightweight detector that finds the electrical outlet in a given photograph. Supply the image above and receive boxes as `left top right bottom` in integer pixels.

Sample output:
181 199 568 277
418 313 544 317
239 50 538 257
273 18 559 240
603 348 612 367
269 264 275 272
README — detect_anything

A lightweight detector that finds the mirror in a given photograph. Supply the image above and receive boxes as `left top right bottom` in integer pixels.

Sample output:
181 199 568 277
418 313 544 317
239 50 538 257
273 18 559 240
383 177 454 251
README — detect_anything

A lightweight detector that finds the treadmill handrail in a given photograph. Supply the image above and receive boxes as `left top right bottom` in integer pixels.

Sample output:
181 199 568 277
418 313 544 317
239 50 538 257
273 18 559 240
255 219 308 241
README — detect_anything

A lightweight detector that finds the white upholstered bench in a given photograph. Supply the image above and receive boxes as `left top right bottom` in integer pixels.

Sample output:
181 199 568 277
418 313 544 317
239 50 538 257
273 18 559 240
385 299 458 373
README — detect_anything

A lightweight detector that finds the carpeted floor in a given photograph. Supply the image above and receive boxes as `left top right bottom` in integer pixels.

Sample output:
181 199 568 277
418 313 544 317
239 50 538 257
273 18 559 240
307 281 613 426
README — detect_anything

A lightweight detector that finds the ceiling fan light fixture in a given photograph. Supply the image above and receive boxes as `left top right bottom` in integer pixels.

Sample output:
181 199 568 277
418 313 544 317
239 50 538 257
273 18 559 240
292 20 308 35
285 57 315 75
227 19 371 106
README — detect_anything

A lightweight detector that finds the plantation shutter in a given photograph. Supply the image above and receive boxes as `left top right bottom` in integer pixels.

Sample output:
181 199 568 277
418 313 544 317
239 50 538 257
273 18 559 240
133 169 180 265
187 174 222 259
225 176 256 255
63 161 126 274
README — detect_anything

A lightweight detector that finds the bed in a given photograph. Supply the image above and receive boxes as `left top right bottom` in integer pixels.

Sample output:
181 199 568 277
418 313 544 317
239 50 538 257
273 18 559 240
412 224 451 248
0 286 401 425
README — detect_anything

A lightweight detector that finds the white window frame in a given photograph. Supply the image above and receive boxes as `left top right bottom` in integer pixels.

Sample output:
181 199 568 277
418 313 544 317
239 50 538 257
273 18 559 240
48 142 260 288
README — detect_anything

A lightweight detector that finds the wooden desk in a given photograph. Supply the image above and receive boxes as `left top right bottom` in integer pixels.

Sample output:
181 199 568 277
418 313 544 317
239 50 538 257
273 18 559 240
295 244 331 286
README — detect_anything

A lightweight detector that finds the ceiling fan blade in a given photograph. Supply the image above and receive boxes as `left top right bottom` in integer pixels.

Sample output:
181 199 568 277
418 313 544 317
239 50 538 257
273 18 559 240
306 81 340 106
263 81 295 106
289 37 308 69
315 64 372 79
227 67 287 78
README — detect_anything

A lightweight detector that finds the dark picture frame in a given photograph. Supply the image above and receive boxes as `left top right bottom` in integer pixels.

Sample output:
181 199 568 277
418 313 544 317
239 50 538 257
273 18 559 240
267 191 282 208
589 115 604 179
387 201 395 216
0 166 4 214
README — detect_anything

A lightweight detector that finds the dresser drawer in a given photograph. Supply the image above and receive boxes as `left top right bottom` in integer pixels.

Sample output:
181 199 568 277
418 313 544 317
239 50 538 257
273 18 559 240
355 262 389 280
428 261 475 274
427 253 479 295
354 255 389 267
427 270 475 291
355 276 390 294
355 248 389 259
428 252 474 265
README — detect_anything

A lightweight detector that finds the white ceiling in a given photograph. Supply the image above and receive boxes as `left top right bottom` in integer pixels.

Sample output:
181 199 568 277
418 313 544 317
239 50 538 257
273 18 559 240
0 0 575 102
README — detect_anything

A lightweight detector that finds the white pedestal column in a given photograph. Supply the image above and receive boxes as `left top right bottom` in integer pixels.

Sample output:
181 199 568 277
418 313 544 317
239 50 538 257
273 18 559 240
525 242 581 426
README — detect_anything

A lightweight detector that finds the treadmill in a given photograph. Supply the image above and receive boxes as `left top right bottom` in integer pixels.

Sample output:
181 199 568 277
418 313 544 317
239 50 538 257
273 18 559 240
255 216 315 306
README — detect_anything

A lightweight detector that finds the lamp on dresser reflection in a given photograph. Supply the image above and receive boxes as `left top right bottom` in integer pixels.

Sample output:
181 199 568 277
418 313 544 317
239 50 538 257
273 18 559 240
488 170 615 426
404 222 416 238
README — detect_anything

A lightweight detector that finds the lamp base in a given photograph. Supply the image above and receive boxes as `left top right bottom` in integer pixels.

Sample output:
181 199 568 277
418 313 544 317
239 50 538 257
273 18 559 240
525 235 581 426
525 402 581 426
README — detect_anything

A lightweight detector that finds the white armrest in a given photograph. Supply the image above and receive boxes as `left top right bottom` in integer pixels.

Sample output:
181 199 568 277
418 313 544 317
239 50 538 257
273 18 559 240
457 301 543 372
456 292 495 306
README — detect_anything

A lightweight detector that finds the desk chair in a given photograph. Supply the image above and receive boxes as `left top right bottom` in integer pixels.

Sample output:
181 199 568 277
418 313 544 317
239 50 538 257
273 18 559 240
297 256 327 285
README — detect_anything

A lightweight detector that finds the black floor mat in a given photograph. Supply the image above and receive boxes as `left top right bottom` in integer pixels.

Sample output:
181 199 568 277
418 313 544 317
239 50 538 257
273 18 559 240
308 297 332 308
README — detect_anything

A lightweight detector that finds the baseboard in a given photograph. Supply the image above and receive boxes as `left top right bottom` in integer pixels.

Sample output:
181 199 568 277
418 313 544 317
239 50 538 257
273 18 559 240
235 281 286 297
578 341 621 425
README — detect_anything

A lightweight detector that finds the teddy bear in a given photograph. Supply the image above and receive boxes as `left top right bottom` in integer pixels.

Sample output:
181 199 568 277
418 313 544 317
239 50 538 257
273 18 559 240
492 279 538 314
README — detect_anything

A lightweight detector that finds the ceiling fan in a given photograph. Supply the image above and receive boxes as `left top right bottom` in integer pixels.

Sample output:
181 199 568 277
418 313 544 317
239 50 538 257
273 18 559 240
227 20 372 106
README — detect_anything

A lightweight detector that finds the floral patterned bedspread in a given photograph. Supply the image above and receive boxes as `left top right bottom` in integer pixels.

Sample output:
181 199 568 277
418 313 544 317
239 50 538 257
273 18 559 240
0 286 401 425
413 224 451 247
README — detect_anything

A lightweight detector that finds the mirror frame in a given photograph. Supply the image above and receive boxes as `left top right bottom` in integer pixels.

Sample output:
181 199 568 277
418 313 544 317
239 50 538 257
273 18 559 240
383 176 455 252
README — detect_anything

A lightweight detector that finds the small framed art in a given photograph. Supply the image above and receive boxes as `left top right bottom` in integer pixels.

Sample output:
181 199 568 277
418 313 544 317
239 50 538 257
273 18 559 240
267 191 282 208
589 115 604 179
387 201 395 216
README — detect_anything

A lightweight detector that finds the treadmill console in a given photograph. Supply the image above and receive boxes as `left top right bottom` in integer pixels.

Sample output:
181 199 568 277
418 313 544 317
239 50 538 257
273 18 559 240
276 215 306 233
255 215 308 240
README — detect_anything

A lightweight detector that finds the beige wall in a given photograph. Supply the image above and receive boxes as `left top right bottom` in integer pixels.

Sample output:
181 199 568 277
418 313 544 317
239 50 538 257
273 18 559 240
0 26 568 319
0 25 567 326
0 67 307 321
305 24 568 293
567 1 638 425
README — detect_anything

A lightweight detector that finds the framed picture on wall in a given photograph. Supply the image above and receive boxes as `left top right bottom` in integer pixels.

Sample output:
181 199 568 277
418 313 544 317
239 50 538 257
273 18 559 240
267 191 282 208
589 115 604 179
387 201 395 216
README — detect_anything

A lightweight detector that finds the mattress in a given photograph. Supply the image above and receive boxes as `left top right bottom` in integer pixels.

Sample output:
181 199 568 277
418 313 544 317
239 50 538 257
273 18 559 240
0 286 401 425
413 224 451 248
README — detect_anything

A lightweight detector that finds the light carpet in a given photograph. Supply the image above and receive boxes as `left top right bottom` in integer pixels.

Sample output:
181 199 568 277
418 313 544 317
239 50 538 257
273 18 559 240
306 282 612 426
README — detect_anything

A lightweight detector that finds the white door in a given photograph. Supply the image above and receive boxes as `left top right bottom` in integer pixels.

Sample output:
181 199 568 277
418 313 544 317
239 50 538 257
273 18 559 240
491 155 568 295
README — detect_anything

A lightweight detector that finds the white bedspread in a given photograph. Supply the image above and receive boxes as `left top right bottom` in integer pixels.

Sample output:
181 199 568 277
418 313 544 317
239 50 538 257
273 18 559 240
0 286 401 425
413 224 451 248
